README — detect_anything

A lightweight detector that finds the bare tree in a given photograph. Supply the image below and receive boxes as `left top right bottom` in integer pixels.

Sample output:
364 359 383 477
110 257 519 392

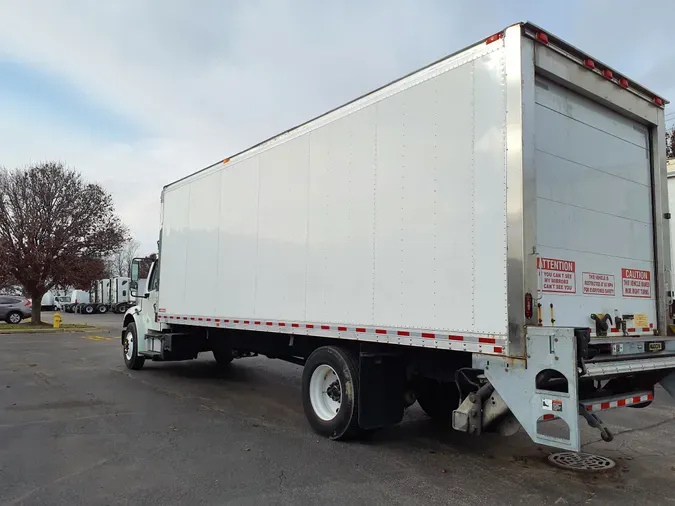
0 162 127 323
667 126 675 159
139 253 158 279
108 239 140 277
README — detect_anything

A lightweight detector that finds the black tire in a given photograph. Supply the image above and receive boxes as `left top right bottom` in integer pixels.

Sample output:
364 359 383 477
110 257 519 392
414 377 460 422
97 305 108 314
123 322 145 370
213 347 233 365
302 346 361 440
84 304 95 315
5 311 23 324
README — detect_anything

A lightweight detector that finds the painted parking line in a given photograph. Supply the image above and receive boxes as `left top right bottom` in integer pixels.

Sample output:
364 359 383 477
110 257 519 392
80 335 115 341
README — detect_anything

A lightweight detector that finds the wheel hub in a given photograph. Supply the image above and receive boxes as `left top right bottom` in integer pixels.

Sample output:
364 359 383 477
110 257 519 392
309 364 342 421
326 381 341 402
124 332 134 360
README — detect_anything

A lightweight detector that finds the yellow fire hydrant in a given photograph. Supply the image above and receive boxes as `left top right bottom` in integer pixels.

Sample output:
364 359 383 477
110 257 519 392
53 312 62 329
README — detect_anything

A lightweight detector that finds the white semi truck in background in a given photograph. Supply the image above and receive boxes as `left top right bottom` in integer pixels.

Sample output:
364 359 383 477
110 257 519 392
79 277 134 314
123 22 674 452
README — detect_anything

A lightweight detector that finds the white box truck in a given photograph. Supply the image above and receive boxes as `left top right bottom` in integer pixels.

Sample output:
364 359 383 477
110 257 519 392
84 277 134 314
123 22 674 451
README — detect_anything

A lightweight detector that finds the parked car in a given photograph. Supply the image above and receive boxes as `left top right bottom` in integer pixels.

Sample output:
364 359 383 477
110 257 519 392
0 296 31 324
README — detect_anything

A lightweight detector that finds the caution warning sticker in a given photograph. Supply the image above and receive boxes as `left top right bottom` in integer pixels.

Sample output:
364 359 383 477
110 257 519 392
621 268 652 298
582 272 615 296
538 257 576 294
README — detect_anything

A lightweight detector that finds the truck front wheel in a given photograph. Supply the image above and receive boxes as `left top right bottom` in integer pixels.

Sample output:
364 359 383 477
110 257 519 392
123 322 145 370
302 346 361 440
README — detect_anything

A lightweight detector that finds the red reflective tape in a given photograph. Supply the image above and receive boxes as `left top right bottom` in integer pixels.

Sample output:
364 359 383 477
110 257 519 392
224 319 230 323
494 346 503 353
234 320 239 323
422 332 435 339
647 393 654 401
254 321 260 325
542 414 555 420
448 335 463 341
278 322 286 327
198 318 203 321
244 320 250 324
356 328 366 333
169 316 174 319
190 317 195 321
306 324 314 329
479 337 496 344
338 326 347 331
206 318 211 322
292 323 299 328
601 402 611 410
632 396 641 403
586 405 593 411
183 317 188 320
376 329 387 335
266 322 273 326
397 331 410 336
321 325 330 330
642 327 651 332
627 328 636 333
650 323 654 328
610 328 619 333
617 399 626 407
215 319 220 322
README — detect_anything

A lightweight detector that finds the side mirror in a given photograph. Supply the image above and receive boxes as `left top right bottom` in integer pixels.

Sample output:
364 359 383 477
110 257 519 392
130 258 141 289
130 258 147 299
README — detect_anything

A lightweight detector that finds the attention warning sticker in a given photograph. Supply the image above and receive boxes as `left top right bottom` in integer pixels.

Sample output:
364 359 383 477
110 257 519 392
538 257 576 294
622 268 651 298
582 272 615 296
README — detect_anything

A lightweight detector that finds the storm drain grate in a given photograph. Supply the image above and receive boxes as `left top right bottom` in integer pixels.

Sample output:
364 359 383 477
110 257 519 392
548 452 616 472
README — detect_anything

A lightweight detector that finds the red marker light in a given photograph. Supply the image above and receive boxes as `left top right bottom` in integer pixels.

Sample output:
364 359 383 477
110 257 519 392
536 32 549 44
584 59 595 69
525 293 533 319
486 32 503 45
654 97 664 107
602 69 613 79
619 78 629 88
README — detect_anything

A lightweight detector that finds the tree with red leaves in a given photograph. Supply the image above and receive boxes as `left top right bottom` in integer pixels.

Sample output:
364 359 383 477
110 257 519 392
0 162 128 323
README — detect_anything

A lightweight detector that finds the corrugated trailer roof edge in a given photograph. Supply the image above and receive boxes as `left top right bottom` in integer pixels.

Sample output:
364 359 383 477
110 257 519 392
163 20 668 192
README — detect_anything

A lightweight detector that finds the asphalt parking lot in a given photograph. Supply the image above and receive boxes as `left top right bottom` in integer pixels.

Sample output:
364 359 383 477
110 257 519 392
2 330 675 505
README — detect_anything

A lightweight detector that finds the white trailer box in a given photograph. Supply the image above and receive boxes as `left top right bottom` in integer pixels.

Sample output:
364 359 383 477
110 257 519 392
128 22 674 452
159 26 669 347
112 277 131 304
40 292 55 311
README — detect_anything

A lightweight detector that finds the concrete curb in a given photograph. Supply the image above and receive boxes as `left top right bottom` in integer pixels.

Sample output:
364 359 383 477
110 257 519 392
0 327 101 335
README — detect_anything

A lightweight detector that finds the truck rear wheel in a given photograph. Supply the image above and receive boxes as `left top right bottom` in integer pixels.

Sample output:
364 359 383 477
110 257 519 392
213 347 233 365
84 304 95 315
97 304 108 314
414 377 459 422
302 346 361 440
123 322 145 370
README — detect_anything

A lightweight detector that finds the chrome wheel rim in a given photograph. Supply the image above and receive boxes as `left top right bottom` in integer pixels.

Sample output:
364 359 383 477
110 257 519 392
124 331 134 360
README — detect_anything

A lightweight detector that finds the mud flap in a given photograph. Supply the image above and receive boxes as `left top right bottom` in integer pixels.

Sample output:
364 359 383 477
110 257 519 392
358 352 406 430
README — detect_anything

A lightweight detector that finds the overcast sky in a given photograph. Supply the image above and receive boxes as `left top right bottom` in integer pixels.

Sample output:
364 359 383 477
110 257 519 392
1 0 673 254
